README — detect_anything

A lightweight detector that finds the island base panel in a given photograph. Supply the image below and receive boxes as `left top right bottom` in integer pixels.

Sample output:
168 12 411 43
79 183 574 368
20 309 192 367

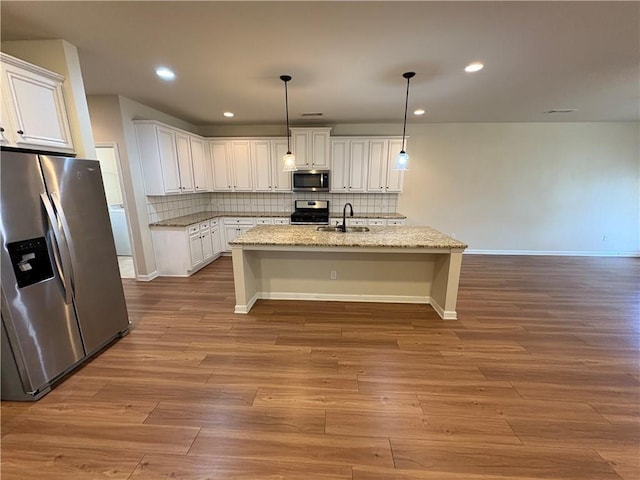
232 248 462 319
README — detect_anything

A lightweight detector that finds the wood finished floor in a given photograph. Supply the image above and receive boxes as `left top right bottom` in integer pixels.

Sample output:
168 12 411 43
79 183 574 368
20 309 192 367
1 255 638 480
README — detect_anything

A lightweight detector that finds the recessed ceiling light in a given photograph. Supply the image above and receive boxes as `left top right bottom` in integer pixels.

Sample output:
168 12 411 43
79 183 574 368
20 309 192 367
413 109 426 116
155 66 175 80
464 62 484 73
223 112 235 118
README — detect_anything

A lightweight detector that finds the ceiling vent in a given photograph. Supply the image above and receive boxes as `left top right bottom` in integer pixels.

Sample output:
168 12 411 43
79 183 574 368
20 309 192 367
544 109 578 114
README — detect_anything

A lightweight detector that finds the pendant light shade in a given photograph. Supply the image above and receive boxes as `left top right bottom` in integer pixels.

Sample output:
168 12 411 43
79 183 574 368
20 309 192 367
280 74 297 172
395 71 415 171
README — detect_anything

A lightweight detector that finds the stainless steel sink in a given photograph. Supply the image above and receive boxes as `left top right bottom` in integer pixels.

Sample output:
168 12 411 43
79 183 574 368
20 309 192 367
316 226 370 233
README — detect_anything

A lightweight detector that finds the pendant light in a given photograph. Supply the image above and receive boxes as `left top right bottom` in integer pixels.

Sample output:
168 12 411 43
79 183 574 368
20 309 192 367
280 74 297 172
395 71 415 171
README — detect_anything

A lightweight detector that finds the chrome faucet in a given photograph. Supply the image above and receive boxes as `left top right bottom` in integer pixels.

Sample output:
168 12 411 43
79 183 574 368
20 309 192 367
341 202 353 232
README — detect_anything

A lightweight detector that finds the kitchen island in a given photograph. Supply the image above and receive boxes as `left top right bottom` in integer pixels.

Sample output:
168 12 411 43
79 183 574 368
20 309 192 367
230 225 468 319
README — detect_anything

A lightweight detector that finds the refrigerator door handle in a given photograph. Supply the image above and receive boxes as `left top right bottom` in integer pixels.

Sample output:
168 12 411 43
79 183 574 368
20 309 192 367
49 192 77 294
40 193 74 304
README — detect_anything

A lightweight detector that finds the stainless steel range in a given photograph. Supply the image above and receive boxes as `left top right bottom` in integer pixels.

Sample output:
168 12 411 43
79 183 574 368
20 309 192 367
290 200 330 225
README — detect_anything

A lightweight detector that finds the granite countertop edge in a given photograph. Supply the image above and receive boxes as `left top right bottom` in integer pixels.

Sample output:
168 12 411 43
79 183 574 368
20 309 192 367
149 211 407 227
230 225 468 250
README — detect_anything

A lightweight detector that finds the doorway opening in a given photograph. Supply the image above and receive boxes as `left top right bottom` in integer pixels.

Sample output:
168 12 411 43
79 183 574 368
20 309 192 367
95 143 135 279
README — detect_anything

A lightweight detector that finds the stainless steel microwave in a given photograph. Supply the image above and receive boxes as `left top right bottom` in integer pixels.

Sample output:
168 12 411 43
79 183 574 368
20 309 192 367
292 170 330 192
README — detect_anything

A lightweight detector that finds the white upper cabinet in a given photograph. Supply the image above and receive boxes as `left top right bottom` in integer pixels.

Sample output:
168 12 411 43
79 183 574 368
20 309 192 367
330 139 348 192
209 139 253 192
290 127 331 169
175 132 195 193
348 139 369 192
189 136 209 192
0 53 74 153
135 120 205 195
385 139 404 193
210 140 232 191
251 140 272 191
367 138 405 193
332 137 402 193
230 140 254 191
271 138 292 191
212 138 291 193
330 138 367 192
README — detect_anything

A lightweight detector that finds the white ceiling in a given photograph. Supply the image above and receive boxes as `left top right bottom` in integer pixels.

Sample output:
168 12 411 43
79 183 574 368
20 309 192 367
1 1 638 126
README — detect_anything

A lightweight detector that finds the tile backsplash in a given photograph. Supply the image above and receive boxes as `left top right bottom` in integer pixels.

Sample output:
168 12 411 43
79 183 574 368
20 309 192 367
147 192 398 223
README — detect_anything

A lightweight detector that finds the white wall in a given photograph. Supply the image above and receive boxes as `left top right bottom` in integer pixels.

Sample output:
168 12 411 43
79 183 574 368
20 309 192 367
395 122 639 255
87 94 200 278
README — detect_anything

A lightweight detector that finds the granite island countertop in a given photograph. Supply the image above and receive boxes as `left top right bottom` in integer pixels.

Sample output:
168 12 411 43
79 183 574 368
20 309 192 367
230 225 467 250
149 211 407 227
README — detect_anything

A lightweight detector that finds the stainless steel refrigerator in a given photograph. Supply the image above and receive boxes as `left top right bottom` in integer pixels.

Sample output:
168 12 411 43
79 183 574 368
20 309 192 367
1 150 130 401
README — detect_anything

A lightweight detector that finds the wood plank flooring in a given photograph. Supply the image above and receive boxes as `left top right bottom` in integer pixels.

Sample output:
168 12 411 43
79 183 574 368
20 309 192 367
2 254 638 480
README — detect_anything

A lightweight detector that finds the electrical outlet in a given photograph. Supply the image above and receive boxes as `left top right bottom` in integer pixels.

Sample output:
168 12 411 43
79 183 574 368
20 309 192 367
330 270 337 280
451 233 456 239
602 234 607 243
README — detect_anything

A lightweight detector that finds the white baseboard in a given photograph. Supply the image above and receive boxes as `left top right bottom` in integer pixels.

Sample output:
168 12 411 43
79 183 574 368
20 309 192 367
258 292 431 305
136 271 158 281
234 293 258 314
234 292 457 317
465 249 639 257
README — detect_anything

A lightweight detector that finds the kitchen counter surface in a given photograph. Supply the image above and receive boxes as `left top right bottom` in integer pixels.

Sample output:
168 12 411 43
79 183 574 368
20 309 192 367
230 225 467 250
149 211 407 227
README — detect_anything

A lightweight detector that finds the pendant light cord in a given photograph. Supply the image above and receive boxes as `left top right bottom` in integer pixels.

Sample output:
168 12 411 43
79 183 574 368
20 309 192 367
401 74 412 152
283 77 291 152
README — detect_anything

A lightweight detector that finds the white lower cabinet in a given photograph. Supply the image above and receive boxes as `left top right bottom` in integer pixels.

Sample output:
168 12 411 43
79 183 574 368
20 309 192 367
151 219 222 277
255 217 290 226
367 219 386 226
386 219 406 226
222 217 255 251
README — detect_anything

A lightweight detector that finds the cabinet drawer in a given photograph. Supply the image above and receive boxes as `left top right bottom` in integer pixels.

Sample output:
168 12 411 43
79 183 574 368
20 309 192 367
348 219 367 226
368 219 386 226
187 225 200 235
209 219 219 227
273 218 290 225
387 219 406 226
255 218 273 225
224 217 254 225
199 221 210 229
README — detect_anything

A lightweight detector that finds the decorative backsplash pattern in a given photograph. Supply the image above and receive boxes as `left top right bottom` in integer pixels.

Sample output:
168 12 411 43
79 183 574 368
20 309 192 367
147 192 399 223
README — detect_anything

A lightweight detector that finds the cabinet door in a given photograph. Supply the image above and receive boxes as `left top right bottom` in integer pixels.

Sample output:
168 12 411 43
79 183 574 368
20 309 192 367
211 227 221 255
1 60 74 152
385 139 404 192
252 140 272 191
210 141 232 191
291 130 309 168
330 139 348 192
311 130 330 168
223 225 239 251
348 139 368 192
175 132 194 192
367 139 388 192
189 232 204 269
231 140 253 191
201 228 213 261
157 127 182 194
190 136 209 191
271 139 292 191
